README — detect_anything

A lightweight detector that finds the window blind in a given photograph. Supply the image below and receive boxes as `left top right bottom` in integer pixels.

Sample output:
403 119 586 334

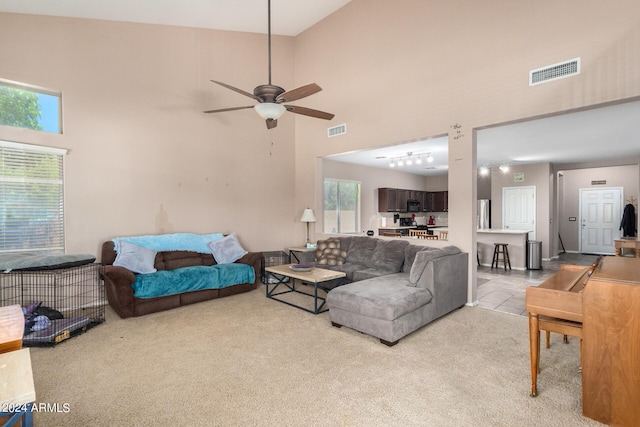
0 141 66 254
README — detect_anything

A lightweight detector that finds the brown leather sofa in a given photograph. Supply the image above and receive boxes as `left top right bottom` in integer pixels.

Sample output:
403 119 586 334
101 241 262 318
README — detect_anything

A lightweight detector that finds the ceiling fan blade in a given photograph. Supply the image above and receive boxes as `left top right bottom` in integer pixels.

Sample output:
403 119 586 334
210 80 262 102
266 119 278 129
203 106 254 114
285 105 335 120
276 83 322 103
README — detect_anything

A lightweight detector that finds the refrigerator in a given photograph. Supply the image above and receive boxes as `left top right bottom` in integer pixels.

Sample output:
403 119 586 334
478 199 491 229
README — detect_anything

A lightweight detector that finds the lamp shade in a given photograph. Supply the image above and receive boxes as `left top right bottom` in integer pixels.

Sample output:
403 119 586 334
254 102 286 120
300 208 316 223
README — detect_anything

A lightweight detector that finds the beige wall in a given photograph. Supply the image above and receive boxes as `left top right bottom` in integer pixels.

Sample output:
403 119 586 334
557 165 639 252
2 0 640 303
322 159 427 235
294 0 640 302
490 163 552 259
0 13 298 255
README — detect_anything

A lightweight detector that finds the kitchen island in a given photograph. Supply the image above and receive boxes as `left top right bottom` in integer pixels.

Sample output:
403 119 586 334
477 229 531 270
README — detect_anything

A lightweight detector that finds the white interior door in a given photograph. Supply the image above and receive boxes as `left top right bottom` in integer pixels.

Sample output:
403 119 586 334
580 187 622 254
502 186 536 240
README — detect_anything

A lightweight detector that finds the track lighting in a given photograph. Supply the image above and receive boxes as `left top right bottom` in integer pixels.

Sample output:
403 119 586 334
499 164 510 173
387 151 435 168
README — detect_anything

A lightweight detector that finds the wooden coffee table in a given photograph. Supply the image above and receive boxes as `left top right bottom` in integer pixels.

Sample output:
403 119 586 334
264 264 346 314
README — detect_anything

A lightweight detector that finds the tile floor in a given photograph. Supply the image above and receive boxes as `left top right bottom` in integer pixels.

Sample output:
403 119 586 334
476 252 599 316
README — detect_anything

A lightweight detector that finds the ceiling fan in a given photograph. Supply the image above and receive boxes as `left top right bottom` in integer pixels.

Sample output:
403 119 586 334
203 0 335 129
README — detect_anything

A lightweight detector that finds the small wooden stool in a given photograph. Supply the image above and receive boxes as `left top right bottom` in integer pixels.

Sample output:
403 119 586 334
491 243 511 270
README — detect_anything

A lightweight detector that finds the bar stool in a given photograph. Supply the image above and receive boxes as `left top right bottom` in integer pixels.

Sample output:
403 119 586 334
491 243 511 270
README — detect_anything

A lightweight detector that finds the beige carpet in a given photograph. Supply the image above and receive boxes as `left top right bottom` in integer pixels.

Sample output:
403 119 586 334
28 285 603 426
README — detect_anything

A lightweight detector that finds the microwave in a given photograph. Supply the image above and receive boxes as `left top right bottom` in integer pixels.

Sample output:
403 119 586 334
407 199 421 212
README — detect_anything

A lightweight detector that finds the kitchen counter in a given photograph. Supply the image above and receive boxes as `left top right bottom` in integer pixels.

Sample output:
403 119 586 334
477 229 532 270
378 225 447 230
378 225 447 237
477 229 530 234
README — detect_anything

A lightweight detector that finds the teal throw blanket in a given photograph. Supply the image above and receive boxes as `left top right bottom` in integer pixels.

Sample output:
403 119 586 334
132 264 255 299
113 233 223 254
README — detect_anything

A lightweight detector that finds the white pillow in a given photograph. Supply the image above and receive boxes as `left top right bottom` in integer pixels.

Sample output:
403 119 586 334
207 233 247 264
113 240 158 274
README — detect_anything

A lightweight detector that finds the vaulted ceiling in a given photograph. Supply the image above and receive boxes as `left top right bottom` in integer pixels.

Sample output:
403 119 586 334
2 0 637 176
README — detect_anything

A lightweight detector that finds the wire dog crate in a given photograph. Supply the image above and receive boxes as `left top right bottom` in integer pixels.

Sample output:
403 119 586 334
0 263 106 345
261 251 290 284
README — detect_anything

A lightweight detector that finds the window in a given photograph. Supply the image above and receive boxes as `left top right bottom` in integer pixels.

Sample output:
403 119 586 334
324 179 360 234
0 141 67 254
0 80 62 134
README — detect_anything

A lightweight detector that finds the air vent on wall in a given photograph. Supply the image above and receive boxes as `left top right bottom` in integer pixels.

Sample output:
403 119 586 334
328 123 346 137
529 57 580 86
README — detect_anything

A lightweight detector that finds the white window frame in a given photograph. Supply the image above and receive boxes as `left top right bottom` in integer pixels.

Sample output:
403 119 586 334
0 78 63 134
323 178 361 234
0 140 67 254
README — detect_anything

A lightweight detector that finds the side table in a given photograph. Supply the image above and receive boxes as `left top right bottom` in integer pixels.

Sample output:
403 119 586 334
288 246 316 264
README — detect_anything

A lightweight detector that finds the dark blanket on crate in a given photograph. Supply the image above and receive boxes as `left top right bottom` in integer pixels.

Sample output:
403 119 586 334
132 263 255 299
0 253 96 272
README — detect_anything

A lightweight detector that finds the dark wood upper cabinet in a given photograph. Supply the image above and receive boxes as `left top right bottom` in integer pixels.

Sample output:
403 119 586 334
431 191 448 212
396 189 412 212
378 188 447 212
422 191 448 212
378 188 400 212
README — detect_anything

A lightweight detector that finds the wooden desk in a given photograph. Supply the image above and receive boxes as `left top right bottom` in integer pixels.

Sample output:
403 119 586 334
614 238 640 257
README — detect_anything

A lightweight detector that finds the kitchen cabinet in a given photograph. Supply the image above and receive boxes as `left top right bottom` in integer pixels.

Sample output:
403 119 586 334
378 188 440 212
432 191 448 212
397 189 412 211
378 188 399 212
423 191 448 212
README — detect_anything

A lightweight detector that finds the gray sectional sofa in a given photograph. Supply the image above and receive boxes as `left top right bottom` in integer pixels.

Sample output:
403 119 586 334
319 236 468 346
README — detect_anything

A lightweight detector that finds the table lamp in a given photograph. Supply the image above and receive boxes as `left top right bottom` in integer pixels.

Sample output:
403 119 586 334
300 208 317 245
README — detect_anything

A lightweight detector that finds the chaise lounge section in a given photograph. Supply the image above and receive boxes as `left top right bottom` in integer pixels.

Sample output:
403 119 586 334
320 236 468 345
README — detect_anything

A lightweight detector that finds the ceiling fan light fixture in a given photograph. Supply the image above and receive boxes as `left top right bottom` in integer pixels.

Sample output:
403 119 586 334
254 102 286 120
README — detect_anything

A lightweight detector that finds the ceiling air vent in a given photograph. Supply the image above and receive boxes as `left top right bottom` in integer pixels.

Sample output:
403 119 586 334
529 57 580 86
328 124 346 137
